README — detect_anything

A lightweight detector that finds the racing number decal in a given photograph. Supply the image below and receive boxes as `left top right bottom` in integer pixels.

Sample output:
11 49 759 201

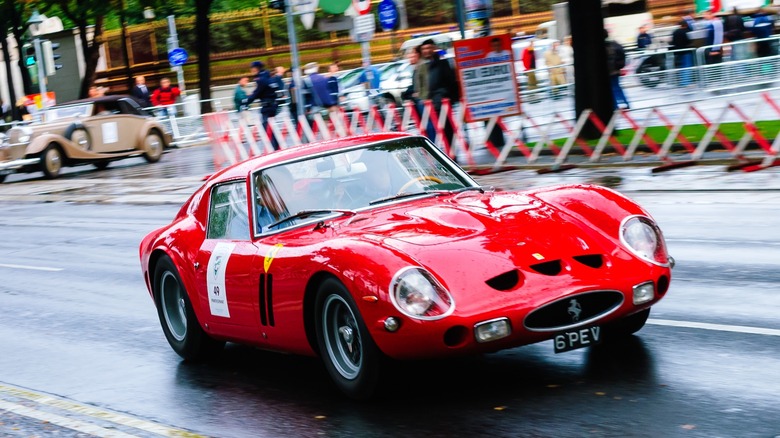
206 242 235 318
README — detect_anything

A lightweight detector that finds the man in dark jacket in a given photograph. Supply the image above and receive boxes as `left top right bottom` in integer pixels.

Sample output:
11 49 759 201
421 38 459 146
130 75 152 108
605 30 629 110
671 19 693 87
244 60 281 150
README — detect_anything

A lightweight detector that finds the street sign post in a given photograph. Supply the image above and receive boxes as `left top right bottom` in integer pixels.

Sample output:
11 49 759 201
168 47 189 67
352 13 375 42
377 0 398 31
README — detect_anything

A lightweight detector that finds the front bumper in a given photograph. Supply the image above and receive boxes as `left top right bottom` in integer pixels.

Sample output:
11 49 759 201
0 157 40 174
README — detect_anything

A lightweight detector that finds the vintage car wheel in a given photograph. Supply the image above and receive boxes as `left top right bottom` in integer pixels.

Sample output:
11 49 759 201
606 308 651 339
142 131 164 163
40 145 63 179
0 174 6 184
93 161 110 170
153 255 224 361
65 125 92 151
315 278 382 400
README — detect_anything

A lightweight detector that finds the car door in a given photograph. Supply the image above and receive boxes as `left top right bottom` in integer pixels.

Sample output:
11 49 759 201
194 180 263 343
90 100 142 153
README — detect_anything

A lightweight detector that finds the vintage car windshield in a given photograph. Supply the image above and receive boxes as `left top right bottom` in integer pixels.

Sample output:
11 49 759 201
252 137 475 234
45 104 92 122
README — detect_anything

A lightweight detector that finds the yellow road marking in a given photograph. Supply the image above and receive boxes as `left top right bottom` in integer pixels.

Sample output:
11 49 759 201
0 383 206 437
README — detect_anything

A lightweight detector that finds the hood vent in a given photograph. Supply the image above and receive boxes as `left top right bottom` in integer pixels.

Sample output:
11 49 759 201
486 269 522 291
573 254 604 269
530 260 562 276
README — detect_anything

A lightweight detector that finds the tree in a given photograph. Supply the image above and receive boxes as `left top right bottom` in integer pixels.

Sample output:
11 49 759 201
41 0 114 98
3 0 34 96
195 0 214 114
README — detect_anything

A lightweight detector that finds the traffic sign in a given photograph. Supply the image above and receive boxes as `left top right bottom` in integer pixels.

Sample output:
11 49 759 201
352 13 375 42
168 48 188 67
377 0 398 31
353 0 371 15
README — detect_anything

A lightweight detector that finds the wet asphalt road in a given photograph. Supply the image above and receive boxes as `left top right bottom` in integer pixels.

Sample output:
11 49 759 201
1 147 780 437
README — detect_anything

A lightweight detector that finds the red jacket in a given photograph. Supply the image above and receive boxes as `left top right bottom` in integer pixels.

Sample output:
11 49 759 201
151 86 180 106
522 47 536 71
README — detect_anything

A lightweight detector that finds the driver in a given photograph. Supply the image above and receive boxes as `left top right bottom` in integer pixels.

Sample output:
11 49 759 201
255 167 294 233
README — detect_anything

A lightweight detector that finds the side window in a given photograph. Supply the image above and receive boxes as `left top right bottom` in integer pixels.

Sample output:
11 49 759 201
207 182 250 240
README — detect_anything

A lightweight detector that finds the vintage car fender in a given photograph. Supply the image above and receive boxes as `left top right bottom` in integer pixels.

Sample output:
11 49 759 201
25 131 132 161
136 120 170 148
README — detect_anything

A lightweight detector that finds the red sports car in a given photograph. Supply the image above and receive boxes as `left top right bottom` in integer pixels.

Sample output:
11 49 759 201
139 132 673 399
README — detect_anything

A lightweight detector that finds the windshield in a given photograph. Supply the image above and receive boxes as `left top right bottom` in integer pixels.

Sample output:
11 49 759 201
251 137 476 235
45 104 92 122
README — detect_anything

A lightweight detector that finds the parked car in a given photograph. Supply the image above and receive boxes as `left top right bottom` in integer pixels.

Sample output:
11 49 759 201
0 95 170 182
140 132 674 400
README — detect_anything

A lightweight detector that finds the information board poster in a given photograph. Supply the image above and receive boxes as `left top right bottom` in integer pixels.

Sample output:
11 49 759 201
453 34 520 122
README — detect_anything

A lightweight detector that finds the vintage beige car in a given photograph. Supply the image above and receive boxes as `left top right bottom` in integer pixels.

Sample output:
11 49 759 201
0 95 171 182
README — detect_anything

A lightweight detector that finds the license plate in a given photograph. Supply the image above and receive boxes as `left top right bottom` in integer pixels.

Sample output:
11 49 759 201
553 326 602 353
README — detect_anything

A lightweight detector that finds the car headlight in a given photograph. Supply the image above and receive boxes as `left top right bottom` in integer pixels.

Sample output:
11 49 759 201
17 127 33 144
620 215 670 266
390 267 454 320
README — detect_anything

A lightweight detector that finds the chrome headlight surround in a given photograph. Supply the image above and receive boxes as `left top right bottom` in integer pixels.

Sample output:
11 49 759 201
619 215 670 267
389 267 455 320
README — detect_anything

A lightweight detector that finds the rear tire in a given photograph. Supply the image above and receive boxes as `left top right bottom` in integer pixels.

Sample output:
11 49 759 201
93 161 110 170
153 255 224 361
315 277 382 400
0 174 6 184
142 131 164 163
40 144 63 179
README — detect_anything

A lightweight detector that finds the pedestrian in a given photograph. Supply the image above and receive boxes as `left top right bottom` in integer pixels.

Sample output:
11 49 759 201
301 62 338 119
636 25 653 50
752 11 774 57
358 61 382 107
521 40 539 103
151 77 180 117
703 9 724 64
88 85 106 98
234 76 249 112
605 30 629 110
130 75 152 108
327 62 341 113
682 9 697 30
544 41 566 99
671 19 693 87
559 35 574 84
243 60 281 150
420 38 459 145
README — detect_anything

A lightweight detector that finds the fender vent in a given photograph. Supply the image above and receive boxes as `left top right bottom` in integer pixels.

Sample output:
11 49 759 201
573 254 604 269
530 260 562 276
259 273 274 326
486 269 522 291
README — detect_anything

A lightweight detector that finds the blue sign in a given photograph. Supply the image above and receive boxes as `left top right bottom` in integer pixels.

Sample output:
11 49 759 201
377 0 398 32
168 48 189 67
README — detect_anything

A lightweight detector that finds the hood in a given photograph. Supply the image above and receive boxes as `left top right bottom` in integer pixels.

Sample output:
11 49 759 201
338 191 615 280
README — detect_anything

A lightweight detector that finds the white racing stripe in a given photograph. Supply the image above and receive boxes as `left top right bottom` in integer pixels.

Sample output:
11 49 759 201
0 263 63 272
0 383 204 437
0 399 139 438
649 318 780 337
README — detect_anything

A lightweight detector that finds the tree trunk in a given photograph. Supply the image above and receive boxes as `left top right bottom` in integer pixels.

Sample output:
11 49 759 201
78 17 105 99
11 30 33 95
0 36 19 120
196 0 213 114
569 0 612 139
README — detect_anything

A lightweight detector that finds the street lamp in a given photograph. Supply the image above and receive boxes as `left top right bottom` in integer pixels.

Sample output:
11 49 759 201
143 7 156 20
26 9 48 110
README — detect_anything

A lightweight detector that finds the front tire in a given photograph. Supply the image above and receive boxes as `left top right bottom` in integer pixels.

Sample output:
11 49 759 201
153 255 224 361
142 131 164 163
40 144 63 179
315 278 382 400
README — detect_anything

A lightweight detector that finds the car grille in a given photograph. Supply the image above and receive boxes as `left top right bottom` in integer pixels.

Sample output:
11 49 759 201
523 290 624 332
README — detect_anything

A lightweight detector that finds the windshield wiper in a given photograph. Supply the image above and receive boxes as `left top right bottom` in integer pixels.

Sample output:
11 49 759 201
267 209 356 229
448 186 485 194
